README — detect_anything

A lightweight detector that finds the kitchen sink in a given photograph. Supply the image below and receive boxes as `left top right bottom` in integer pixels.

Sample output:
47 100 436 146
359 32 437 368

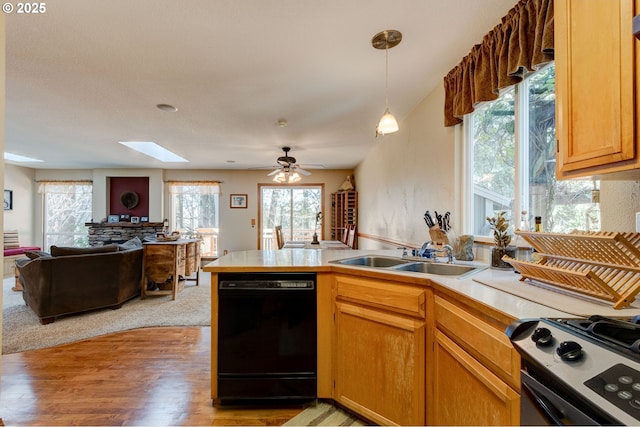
391 262 484 277
330 255 485 278
331 255 410 268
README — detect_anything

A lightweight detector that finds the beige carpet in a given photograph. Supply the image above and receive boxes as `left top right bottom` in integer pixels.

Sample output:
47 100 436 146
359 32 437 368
2 274 211 354
283 401 368 426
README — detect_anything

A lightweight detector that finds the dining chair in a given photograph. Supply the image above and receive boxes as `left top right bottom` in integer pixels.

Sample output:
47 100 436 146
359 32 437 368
341 226 349 244
346 224 357 249
275 225 285 249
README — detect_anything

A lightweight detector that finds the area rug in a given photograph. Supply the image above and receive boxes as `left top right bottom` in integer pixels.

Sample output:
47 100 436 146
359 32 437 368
2 274 211 354
282 401 368 426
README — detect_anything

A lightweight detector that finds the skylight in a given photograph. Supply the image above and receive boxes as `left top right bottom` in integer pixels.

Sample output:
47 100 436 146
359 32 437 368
118 141 188 163
4 152 44 162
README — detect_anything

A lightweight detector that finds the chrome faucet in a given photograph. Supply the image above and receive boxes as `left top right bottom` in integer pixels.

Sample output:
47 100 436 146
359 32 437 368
441 244 454 264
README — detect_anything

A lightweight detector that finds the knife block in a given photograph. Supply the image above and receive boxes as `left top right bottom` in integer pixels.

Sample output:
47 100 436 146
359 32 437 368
429 226 449 245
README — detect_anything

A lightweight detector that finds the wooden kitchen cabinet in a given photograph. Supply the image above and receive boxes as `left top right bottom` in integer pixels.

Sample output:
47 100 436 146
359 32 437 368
429 294 519 426
333 274 426 425
555 0 639 178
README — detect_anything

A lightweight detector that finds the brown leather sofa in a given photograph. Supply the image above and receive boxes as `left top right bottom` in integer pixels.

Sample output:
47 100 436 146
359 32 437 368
16 242 143 324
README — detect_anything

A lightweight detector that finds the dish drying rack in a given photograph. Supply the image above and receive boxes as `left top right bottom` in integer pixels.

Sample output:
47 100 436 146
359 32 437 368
504 231 640 309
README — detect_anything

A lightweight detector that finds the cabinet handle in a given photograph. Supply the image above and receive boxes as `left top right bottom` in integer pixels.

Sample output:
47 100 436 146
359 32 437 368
634 15 640 40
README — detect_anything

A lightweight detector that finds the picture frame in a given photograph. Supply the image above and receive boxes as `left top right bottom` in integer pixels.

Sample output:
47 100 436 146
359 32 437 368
140 216 149 222
107 214 120 223
3 190 12 211
119 214 131 222
230 194 248 209
130 216 140 224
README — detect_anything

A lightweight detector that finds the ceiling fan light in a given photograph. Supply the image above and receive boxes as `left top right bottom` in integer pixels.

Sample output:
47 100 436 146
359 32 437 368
273 171 286 183
377 109 399 135
289 172 301 183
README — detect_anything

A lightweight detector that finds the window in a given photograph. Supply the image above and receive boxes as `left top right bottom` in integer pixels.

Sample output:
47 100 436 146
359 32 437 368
466 63 600 238
168 182 219 256
40 181 93 249
259 185 323 249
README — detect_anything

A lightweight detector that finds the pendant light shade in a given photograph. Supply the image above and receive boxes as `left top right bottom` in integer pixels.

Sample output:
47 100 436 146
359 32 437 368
372 29 402 136
377 108 399 135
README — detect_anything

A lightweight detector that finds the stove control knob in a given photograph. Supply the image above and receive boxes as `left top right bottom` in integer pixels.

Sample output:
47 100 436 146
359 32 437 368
557 341 583 361
531 327 553 346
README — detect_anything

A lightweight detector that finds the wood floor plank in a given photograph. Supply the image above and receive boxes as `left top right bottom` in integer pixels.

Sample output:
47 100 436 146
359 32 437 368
0 326 304 426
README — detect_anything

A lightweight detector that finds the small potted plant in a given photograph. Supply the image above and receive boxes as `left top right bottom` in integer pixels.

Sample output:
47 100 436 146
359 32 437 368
486 211 516 269
311 211 322 245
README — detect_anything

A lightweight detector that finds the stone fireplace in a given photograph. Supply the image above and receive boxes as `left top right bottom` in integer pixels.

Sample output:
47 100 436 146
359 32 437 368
86 222 166 246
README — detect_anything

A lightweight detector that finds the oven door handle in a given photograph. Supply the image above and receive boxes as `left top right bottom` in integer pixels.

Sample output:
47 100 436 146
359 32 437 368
522 381 565 425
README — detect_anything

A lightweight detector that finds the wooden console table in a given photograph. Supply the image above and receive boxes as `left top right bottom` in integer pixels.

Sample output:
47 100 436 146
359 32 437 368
141 239 200 300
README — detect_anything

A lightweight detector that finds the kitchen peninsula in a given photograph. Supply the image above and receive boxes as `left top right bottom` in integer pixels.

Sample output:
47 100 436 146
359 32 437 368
204 249 640 425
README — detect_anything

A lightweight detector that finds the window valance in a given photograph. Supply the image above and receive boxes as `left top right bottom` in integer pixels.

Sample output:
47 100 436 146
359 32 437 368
444 0 554 127
167 181 220 195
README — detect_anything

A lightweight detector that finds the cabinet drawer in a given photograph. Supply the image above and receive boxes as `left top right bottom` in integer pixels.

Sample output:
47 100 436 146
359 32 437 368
335 275 426 318
434 295 519 387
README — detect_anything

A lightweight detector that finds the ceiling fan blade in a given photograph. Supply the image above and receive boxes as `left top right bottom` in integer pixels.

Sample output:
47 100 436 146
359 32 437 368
267 168 281 176
295 167 312 176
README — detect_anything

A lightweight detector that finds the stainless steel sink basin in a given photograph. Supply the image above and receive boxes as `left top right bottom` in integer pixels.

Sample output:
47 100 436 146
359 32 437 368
330 255 485 278
330 255 410 268
392 262 483 277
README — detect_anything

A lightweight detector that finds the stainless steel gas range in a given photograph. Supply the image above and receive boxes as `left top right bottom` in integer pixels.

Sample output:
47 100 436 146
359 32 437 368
507 315 640 425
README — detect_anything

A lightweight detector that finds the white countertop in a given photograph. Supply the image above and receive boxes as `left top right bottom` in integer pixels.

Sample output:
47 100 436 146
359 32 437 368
203 249 640 321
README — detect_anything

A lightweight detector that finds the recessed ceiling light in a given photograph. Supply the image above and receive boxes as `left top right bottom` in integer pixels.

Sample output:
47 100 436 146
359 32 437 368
4 152 43 163
118 141 188 162
156 104 178 112
226 160 236 163
277 119 288 127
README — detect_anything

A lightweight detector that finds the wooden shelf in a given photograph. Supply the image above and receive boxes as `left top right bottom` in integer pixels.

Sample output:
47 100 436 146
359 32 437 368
504 231 640 309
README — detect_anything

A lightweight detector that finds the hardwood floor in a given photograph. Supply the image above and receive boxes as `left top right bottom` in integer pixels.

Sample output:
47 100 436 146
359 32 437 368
0 326 305 426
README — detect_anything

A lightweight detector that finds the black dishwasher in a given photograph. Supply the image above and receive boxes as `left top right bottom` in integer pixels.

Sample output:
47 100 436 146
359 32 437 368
217 272 317 404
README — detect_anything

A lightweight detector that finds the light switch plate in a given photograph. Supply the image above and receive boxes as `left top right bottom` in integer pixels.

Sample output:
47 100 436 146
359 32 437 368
636 212 640 232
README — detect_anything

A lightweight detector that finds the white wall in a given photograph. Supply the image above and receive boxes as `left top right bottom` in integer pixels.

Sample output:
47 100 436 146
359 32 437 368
355 84 456 250
19 167 350 252
4 165 37 245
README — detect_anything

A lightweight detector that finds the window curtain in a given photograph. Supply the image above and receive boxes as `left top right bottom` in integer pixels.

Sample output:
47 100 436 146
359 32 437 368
167 181 220 195
37 180 93 194
443 0 554 127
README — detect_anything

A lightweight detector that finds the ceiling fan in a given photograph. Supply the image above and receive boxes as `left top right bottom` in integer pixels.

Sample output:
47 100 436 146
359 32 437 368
267 147 313 183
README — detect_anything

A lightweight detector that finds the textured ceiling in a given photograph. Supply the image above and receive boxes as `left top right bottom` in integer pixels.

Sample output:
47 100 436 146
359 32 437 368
5 0 516 170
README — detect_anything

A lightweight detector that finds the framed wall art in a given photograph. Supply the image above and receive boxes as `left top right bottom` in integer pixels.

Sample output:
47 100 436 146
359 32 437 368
130 216 140 224
107 215 120 223
230 194 248 209
3 190 12 211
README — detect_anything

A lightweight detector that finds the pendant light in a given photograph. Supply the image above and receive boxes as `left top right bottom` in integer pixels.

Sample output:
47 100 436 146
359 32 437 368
372 29 402 136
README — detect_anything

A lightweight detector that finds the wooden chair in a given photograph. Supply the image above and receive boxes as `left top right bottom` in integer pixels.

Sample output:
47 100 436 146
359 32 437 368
341 226 349 244
346 224 357 249
275 225 285 249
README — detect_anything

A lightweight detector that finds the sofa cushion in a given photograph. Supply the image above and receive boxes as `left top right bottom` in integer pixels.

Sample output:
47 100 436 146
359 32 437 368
50 244 119 257
25 250 52 259
118 236 143 251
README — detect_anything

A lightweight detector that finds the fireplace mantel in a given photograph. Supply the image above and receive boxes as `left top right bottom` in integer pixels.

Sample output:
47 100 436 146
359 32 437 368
86 222 166 246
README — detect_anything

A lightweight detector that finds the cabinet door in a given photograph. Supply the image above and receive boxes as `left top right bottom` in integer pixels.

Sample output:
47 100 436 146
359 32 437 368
431 330 519 426
556 0 636 178
334 302 425 426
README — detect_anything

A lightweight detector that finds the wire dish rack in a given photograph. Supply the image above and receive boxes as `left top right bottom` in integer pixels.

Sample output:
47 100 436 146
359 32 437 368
503 231 640 309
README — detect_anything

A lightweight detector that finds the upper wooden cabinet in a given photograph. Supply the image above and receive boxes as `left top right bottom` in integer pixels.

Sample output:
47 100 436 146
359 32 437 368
555 0 639 178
